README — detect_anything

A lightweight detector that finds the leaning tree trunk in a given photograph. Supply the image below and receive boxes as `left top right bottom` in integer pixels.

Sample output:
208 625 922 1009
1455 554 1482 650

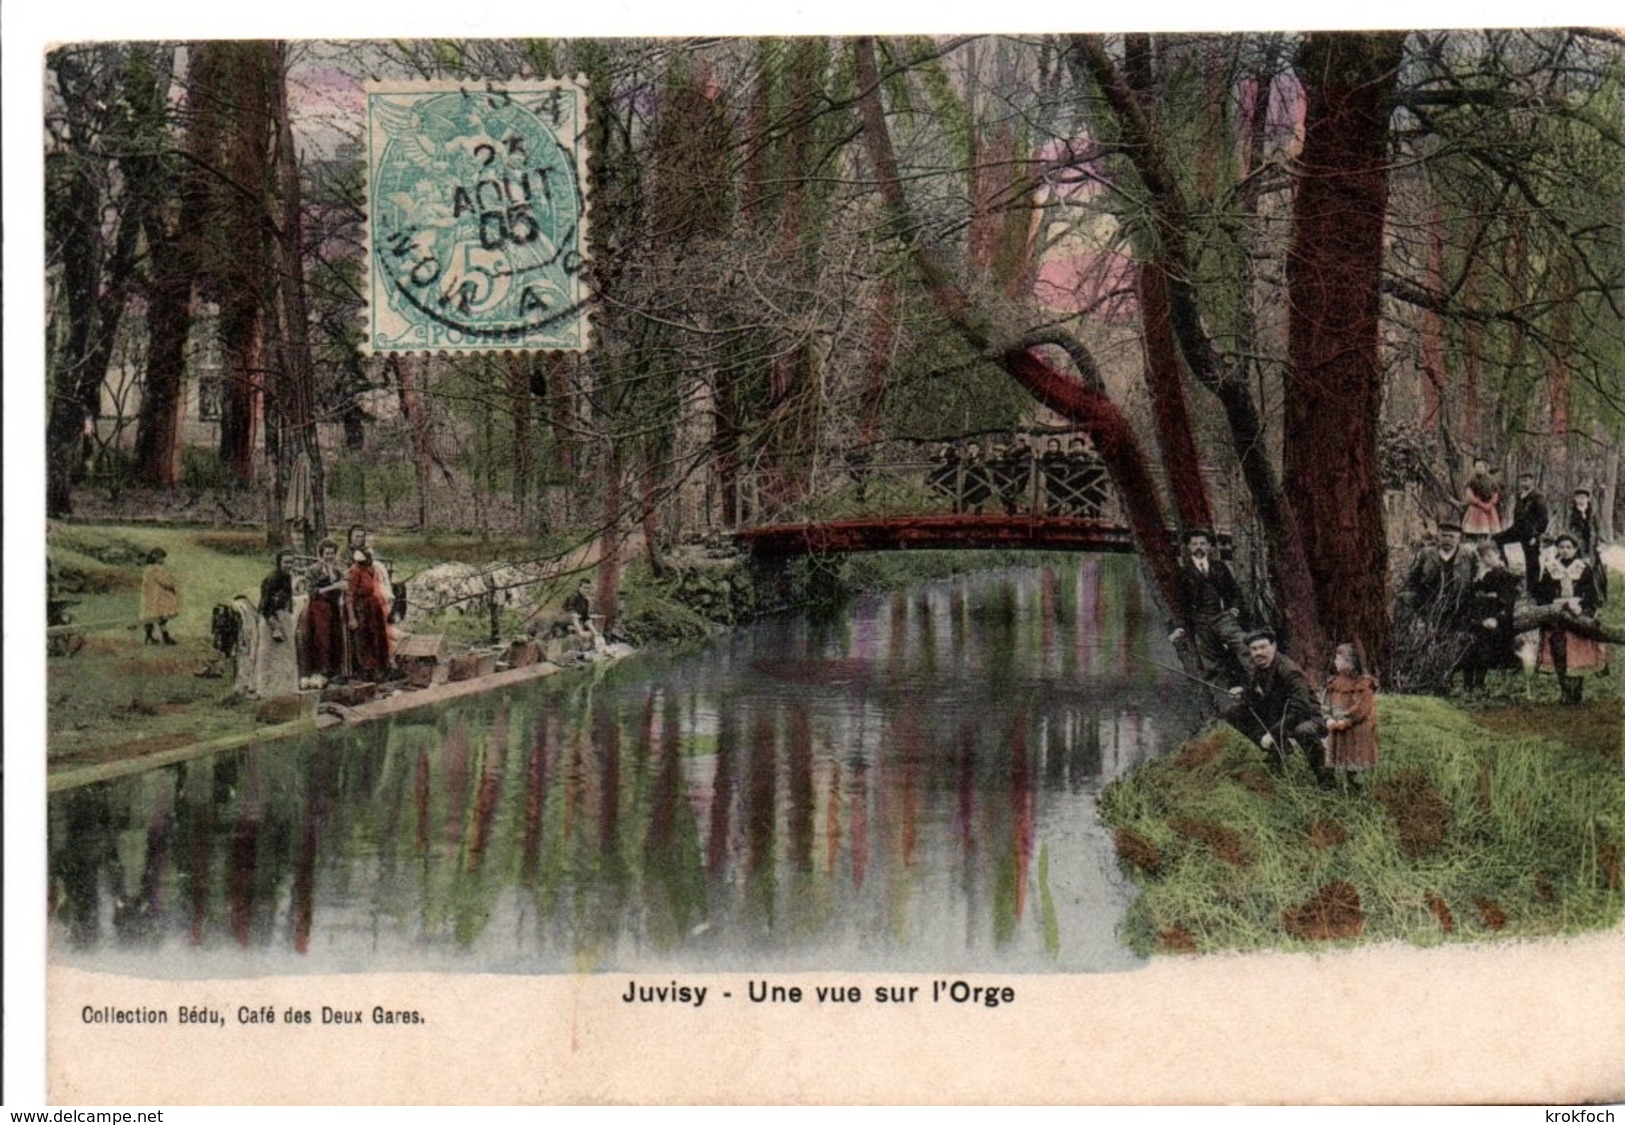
1121 35 1213 534
1283 31 1405 675
853 37 1182 611
1072 34 1326 666
1136 259 1214 532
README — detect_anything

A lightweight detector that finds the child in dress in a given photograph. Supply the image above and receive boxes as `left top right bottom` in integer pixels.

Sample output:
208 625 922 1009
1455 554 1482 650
1322 642 1379 788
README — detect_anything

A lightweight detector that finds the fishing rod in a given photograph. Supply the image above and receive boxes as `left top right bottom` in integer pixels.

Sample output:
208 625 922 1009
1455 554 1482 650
1137 654 1292 771
1137 654 1237 697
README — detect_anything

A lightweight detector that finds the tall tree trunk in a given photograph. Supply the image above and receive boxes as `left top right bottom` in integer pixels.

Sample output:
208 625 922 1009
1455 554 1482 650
1420 205 1447 432
46 52 144 515
640 461 667 579
1283 31 1404 673
132 212 193 487
598 447 624 632
218 294 263 486
508 355 535 514
47 182 137 514
200 42 276 489
1546 255 1576 488
392 355 436 530
545 353 576 477
714 360 742 527
269 42 326 545
859 276 896 443
762 38 822 504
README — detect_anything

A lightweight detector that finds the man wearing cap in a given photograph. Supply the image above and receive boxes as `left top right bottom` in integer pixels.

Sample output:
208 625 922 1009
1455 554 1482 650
1493 472 1550 595
1398 522 1475 628
1167 528 1251 687
1220 630 1329 779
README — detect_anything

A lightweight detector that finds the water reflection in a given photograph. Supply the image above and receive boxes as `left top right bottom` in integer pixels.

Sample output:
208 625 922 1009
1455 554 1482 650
49 559 1199 976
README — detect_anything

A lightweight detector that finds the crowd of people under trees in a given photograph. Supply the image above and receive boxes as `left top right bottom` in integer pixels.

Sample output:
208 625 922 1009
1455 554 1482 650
1399 466 1610 705
1167 463 1612 790
926 434 1108 517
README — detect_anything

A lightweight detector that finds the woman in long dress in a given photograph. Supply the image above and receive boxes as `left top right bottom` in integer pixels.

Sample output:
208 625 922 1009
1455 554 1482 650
1535 533 1608 705
300 538 347 681
254 550 301 699
1459 457 1502 542
347 548 393 681
1321 642 1379 787
1567 488 1607 603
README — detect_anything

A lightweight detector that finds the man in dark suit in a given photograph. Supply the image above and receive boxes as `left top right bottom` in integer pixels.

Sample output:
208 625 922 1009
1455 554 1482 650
1221 629 1329 780
1493 472 1550 595
1168 528 1251 687
1399 522 1476 627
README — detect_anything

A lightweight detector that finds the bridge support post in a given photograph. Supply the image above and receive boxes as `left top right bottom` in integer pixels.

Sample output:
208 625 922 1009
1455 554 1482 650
746 553 795 612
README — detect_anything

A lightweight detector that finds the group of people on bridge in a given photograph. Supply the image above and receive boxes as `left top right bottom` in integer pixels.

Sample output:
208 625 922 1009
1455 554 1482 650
927 435 1109 519
1398 466 1610 704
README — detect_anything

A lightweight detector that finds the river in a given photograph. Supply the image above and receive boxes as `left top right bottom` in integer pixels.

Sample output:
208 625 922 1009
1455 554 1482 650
48 558 1202 977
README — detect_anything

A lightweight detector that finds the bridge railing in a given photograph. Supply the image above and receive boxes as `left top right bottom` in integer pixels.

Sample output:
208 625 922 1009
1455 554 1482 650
734 454 1125 529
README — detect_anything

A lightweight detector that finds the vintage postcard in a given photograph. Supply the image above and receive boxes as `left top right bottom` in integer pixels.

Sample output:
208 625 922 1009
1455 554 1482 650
12 5 1625 1107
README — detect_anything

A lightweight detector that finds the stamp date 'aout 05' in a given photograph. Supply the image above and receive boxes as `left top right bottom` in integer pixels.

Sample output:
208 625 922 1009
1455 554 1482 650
366 79 590 355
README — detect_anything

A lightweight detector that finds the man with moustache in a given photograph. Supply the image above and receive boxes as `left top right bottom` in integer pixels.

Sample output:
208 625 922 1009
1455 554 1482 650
1168 528 1251 688
1397 521 1478 692
1399 521 1475 628
1220 629 1329 781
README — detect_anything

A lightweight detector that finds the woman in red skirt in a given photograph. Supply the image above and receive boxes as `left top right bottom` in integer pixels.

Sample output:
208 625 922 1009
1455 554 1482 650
1535 533 1608 704
347 548 393 681
301 538 347 680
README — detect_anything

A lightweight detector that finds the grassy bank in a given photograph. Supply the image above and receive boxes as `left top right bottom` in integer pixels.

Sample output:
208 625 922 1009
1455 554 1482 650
44 523 581 765
1099 693 1623 955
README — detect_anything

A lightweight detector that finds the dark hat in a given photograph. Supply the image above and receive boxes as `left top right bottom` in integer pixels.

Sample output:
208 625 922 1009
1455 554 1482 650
1244 628 1276 645
1555 533 1579 547
1517 470 1536 479
1573 487 1591 496
1436 521 1463 533
1183 527 1216 544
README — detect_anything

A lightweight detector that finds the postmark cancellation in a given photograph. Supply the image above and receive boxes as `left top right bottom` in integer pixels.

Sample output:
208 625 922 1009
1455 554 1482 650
365 79 590 354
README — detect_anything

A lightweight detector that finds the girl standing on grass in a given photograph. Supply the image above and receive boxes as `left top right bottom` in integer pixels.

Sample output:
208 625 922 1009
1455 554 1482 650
139 548 180 645
1322 643 1379 787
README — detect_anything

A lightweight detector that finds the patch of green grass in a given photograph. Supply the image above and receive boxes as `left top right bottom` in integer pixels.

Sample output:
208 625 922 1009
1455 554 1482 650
1100 694 1623 956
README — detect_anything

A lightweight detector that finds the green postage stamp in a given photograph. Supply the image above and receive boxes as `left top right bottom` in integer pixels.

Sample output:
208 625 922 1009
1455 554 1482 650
366 79 590 353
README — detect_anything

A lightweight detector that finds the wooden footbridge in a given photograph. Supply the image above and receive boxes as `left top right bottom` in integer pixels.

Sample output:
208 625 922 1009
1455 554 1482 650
731 450 1150 557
